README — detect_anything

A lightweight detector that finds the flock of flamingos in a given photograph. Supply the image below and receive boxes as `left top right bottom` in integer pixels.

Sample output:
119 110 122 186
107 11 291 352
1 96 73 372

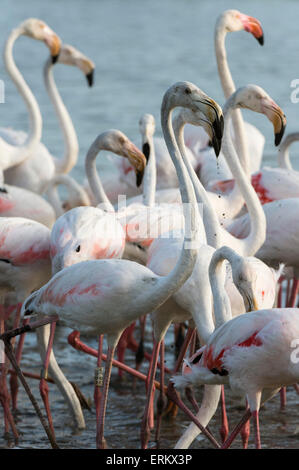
0 8 299 450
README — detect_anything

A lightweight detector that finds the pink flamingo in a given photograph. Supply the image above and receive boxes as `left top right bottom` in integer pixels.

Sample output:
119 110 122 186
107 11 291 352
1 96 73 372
21 81 223 448
0 217 51 437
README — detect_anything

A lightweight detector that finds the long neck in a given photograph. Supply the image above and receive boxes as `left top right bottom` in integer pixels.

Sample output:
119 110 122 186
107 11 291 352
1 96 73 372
209 246 237 328
215 25 250 175
153 101 200 303
4 27 42 164
142 133 156 207
85 141 114 212
44 58 79 174
277 133 299 170
46 174 90 217
173 115 221 249
221 100 266 256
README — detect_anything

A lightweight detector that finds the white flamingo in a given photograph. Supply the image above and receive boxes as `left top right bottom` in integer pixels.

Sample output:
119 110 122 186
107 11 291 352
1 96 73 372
0 19 61 186
20 81 223 449
3 40 94 193
172 247 299 449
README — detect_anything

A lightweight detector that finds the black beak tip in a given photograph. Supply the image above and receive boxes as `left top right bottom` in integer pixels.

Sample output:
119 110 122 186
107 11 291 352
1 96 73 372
256 34 264 46
213 117 224 141
212 136 221 157
142 142 150 163
136 170 144 187
51 54 59 64
86 70 94 87
275 124 286 146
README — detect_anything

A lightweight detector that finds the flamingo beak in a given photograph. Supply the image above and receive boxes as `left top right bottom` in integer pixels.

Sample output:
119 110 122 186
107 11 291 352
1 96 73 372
124 141 147 187
199 97 224 143
239 13 264 45
86 69 94 87
43 29 61 62
201 119 222 157
262 99 287 146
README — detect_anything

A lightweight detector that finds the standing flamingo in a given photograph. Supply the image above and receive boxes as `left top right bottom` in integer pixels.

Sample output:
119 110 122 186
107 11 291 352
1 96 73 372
186 9 265 187
0 19 61 185
172 250 299 449
140 93 281 447
4 42 95 193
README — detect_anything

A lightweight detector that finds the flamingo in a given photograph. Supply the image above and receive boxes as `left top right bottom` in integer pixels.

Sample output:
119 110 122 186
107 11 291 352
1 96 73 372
0 19 61 186
185 9 265 187
3 40 94 194
122 85 286 222
140 94 281 447
0 216 52 431
50 131 146 273
20 81 225 448
0 184 55 227
172 248 299 449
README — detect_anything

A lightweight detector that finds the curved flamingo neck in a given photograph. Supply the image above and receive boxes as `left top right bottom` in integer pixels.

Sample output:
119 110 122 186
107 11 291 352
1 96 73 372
277 133 299 170
173 114 218 248
85 139 114 212
44 57 79 175
215 23 250 175
221 99 266 256
209 246 238 327
141 131 156 207
3 27 42 163
153 97 200 303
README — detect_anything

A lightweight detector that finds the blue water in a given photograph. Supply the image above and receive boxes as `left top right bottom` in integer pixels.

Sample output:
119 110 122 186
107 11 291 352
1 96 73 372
1 0 299 186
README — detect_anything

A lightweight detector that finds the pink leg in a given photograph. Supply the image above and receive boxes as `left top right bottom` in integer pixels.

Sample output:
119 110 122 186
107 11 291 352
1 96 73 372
221 408 252 449
154 340 166 448
240 401 250 449
166 381 220 448
0 318 18 442
116 322 136 378
141 340 161 449
287 278 299 308
68 330 165 388
96 344 116 449
10 315 29 412
164 328 195 416
280 386 286 412
39 321 56 438
219 385 229 443
252 410 261 449
94 335 104 423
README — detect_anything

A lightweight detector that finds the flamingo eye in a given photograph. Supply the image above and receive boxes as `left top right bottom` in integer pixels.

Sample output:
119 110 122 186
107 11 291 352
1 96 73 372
75 245 81 253
185 87 191 95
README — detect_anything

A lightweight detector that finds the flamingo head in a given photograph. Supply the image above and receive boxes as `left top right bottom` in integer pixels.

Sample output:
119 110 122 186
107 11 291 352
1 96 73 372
20 18 61 62
57 44 95 87
94 130 147 188
231 256 260 312
163 82 224 143
232 84 286 146
176 106 223 157
139 114 155 163
217 10 264 45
